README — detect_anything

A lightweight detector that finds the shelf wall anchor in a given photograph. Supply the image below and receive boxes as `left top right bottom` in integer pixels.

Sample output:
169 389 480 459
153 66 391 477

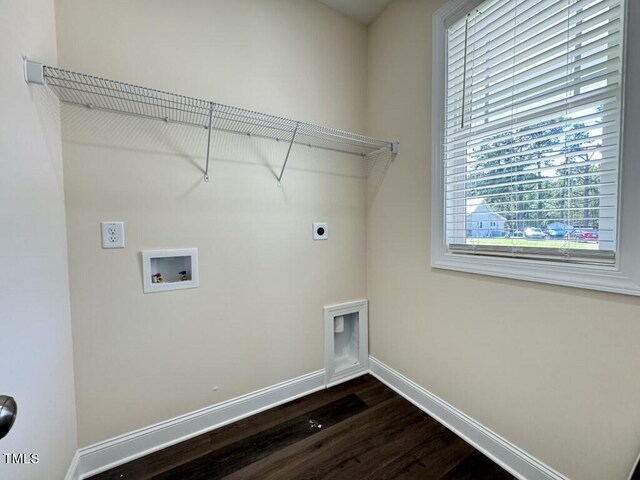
23 57 45 85
277 121 299 187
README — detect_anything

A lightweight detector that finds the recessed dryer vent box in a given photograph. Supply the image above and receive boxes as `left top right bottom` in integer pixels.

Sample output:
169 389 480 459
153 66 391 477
324 299 368 387
142 248 199 293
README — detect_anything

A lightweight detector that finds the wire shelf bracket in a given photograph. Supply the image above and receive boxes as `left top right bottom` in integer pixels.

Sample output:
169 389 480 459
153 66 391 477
23 57 398 184
277 122 299 187
204 102 214 182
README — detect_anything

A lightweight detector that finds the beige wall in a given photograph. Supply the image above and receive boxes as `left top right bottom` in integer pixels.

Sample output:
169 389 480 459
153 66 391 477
42 0 640 476
55 0 369 446
0 0 78 478
367 1 640 480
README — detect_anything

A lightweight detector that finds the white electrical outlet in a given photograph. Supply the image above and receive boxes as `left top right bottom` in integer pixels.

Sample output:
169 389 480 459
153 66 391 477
313 222 328 240
101 221 125 248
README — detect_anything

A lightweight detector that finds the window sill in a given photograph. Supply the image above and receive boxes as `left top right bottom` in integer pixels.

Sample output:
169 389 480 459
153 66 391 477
431 251 640 296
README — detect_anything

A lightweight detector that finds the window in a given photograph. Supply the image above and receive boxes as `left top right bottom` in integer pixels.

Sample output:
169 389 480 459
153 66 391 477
432 0 640 295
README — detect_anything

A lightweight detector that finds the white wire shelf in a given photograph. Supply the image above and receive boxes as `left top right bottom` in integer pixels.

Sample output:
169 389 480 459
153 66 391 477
24 58 398 183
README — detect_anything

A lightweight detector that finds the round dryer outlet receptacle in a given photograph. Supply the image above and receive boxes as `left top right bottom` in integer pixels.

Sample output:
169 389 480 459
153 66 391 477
313 223 328 240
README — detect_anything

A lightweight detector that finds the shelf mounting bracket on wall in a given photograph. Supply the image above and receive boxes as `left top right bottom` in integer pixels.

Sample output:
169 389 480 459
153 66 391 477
23 57 399 184
204 101 214 182
277 121 299 187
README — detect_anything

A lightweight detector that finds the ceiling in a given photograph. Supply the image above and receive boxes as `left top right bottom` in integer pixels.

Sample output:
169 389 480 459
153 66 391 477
317 0 395 25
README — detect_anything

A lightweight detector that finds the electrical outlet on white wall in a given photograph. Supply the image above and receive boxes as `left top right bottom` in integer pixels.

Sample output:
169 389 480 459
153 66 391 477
101 221 125 248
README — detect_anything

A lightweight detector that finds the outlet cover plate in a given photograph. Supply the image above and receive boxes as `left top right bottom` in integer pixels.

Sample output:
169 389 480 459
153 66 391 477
101 221 125 248
313 222 328 240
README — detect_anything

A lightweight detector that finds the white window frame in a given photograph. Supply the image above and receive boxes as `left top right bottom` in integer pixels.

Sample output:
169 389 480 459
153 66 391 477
431 0 640 295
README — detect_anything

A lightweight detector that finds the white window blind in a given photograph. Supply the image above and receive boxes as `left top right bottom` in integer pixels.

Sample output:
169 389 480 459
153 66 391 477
444 0 624 265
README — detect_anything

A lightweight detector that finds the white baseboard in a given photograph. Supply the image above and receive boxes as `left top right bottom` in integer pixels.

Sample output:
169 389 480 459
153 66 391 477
66 369 325 479
325 369 369 389
369 356 569 480
64 450 80 480
65 360 572 480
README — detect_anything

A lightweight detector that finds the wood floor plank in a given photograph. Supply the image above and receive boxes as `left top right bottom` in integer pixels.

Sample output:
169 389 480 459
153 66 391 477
152 394 367 479
90 375 387 479
89 458 149 480
367 423 475 480
439 450 516 480
90 431 213 480
88 375 516 480
222 396 421 480
308 414 443 480
204 374 387 453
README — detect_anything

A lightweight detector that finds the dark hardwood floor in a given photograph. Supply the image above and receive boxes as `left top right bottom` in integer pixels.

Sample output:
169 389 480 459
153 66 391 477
89 375 517 480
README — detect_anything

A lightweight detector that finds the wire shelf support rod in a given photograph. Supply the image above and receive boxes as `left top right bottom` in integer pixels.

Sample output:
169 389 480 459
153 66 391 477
277 122 299 187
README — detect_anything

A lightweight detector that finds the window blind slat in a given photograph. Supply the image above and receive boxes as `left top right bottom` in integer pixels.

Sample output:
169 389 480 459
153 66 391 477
448 0 569 60
445 87 619 145
447 37 622 111
447 203 616 216
449 68 620 129
445 133 619 168
445 157 618 188
447 0 620 81
444 114 618 159
448 244 615 265
452 184 617 202
459 3 620 74
448 0 620 69
444 108 618 157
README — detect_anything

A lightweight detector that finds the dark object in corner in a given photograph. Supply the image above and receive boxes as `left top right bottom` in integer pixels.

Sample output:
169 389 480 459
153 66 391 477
0 395 17 440
631 452 640 480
